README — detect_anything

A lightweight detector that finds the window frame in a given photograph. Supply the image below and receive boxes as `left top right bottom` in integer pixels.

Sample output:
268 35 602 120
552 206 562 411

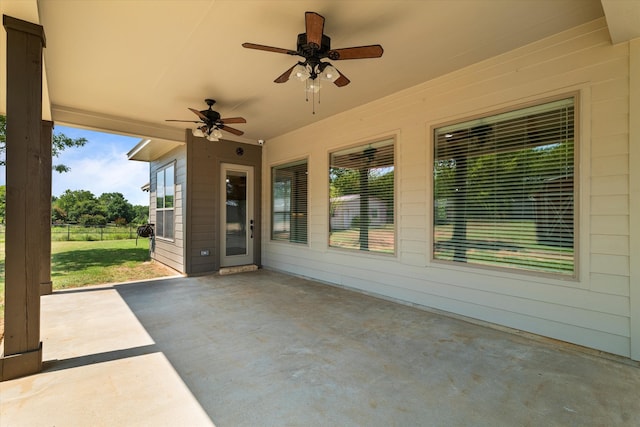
271 158 309 245
328 136 397 256
430 93 579 279
155 161 175 241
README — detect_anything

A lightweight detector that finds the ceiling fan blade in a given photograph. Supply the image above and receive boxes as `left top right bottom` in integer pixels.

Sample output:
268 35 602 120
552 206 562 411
188 107 208 122
165 119 201 123
328 45 384 60
221 125 244 136
242 42 297 55
333 69 351 87
274 63 297 83
220 117 246 124
305 11 324 49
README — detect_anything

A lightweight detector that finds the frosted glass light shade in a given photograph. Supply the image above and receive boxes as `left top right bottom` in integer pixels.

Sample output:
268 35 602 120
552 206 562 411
306 80 321 93
293 64 310 81
320 65 339 82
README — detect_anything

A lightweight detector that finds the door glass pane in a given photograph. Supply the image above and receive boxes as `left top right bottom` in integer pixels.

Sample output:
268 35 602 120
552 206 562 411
226 170 247 256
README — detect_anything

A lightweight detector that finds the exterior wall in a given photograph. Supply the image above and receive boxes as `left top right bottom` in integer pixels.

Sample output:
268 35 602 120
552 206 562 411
150 146 186 273
629 38 640 361
262 18 638 359
185 133 262 275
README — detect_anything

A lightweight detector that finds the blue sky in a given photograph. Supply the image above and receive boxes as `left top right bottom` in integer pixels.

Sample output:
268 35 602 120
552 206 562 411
0 126 150 206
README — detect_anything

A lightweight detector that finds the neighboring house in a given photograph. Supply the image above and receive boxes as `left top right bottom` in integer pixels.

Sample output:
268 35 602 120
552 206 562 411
330 195 387 230
128 15 640 362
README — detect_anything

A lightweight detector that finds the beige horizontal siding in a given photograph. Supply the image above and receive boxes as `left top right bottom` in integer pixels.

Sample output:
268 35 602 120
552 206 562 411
263 18 634 357
591 175 629 195
591 215 629 235
149 146 186 273
590 273 630 296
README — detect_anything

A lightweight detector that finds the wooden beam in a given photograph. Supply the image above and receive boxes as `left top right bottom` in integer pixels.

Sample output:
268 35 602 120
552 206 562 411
1 15 46 381
40 121 53 295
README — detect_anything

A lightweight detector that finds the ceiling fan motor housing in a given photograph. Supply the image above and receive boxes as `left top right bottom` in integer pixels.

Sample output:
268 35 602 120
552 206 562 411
203 110 221 123
297 33 332 57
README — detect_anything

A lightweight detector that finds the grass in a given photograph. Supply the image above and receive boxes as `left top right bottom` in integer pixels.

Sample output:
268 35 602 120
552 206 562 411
434 221 574 274
329 225 395 254
0 239 177 337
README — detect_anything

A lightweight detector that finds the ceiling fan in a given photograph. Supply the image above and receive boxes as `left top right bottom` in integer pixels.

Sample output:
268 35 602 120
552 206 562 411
166 99 246 141
242 11 383 88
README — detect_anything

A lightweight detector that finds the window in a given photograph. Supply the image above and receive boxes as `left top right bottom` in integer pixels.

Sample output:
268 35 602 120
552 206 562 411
433 97 576 275
156 163 175 239
272 160 308 244
329 138 395 254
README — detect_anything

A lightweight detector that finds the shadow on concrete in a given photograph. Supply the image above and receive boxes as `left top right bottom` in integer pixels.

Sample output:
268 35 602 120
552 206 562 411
43 344 158 372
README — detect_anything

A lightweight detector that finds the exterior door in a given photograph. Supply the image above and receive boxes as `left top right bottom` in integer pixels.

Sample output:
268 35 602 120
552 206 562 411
220 163 254 267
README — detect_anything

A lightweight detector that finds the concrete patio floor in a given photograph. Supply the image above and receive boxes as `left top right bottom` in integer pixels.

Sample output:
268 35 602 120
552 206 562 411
1 269 639 426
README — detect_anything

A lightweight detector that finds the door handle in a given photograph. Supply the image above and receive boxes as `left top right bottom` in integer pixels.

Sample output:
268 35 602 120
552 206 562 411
250 219 254 238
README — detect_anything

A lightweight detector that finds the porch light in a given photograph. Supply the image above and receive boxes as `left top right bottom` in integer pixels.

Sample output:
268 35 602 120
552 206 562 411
193 126 206 138
194 125 223 141
306 80 321 93
319 64 338 82
292 62 341 114
206 128 222 141
293 64 311 81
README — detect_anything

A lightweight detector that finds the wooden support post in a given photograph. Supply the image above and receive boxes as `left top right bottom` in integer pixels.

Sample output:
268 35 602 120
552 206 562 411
40 121 53 295
1 15 46 381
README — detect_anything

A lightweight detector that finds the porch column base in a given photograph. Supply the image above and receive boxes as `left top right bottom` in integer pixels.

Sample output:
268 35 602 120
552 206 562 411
40 281 53 295
0 342 43 381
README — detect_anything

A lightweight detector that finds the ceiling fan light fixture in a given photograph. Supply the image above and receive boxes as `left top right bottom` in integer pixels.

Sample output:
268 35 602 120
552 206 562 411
243 10 384 114
293 64 311 81
169 100 246 137
306 79 321 93
319 64 339 82
193 126 205 138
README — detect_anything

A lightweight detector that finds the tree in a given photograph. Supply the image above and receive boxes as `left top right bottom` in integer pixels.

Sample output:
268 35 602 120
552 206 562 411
131 205 149 225
0 115 88 173
78 213 107 227
98 192 134 223
52 189 104 223
369 169 394 222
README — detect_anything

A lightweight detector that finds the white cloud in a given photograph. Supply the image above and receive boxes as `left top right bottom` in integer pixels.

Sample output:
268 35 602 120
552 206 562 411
54 140 150 206
1 126 151 206
53 155 150 206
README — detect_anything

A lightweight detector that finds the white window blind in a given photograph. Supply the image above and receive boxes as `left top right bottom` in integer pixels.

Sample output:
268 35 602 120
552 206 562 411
272 160 308 244
433 97 575 275
329 138 395 254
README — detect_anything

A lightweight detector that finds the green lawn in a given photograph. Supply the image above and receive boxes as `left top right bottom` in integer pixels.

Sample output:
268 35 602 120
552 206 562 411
434 221 574 274
329 225 395 254
0 239 176 335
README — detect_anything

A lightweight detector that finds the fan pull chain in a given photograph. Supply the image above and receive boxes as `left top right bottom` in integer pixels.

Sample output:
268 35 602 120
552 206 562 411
305 79 309 103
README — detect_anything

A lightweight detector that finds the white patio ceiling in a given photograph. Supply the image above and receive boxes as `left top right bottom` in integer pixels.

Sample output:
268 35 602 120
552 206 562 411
1 1 638 148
